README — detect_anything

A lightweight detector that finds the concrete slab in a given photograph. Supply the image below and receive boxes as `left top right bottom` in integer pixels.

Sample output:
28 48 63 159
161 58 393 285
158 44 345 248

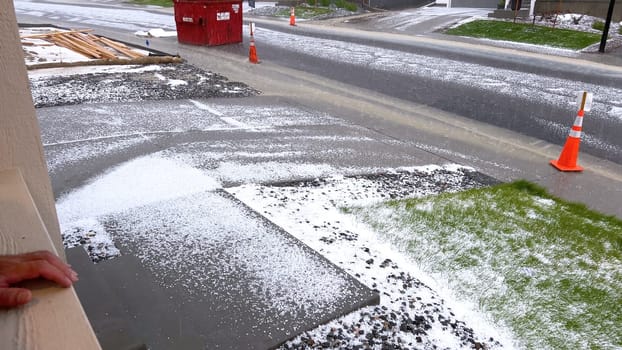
67 247 149 350
68 189 378 350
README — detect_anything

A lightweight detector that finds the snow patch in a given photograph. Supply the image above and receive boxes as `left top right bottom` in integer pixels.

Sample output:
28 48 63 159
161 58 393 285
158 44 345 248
134 28 177 37
61 218 119 262
108 190 356 326
55 154 221 225
208 161 341 183
609 106 622 120
44 135 151 173
534 197 555 208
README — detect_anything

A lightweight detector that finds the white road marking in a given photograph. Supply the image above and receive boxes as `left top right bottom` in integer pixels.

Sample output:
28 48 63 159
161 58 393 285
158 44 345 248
190 100 255 130
190 99 224 116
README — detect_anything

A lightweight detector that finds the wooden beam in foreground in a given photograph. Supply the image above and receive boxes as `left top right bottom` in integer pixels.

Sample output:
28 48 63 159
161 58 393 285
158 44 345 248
0 169 102 350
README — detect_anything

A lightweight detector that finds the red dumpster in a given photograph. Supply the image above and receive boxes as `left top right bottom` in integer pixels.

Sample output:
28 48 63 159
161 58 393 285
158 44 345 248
173 0 243 46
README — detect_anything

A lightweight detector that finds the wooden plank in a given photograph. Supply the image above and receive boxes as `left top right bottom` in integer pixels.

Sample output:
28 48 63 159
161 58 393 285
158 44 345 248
20 29 93 39
1 2 64 257
84 34 123 59
61 34 102 58
76 35 124 59
100 39 138 59
0 169 101 350
81 34 112 56
53 35 108 59
49 36 83 53
74 33 117 60
86 33 103 43
59 34 103 59
60 34 96 56
99 37 144 59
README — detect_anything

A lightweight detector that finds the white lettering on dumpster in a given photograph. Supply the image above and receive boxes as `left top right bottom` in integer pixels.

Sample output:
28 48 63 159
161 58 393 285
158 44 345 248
182 17 193 23
232 4 240 13
216 12 230 20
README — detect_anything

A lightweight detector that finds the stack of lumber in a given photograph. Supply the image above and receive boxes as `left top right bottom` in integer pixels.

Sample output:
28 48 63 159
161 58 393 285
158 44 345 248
21 29 145 60
20 28 183 69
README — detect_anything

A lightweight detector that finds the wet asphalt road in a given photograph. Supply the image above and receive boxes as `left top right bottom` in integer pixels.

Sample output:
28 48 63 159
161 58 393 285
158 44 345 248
213 20 622 166
15 1 622 165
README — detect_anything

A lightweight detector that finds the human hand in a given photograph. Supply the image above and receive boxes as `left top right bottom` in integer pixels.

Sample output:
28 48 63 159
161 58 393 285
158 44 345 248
0 251 78 308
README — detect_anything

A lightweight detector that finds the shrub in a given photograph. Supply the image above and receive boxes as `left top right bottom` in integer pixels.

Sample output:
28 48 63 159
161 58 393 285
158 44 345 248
343 1 358 11
592 21 605 31
334 0 356 10
320 0 330 6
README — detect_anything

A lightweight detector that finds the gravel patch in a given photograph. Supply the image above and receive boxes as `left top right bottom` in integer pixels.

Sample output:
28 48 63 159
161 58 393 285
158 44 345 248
29 63 259 108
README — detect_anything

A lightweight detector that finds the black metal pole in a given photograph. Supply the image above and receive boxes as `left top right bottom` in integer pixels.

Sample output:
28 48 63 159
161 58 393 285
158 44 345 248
599 0 617 53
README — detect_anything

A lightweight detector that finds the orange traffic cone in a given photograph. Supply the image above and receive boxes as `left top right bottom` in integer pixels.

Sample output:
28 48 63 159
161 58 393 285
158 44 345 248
550 109 585 172
289 7 296 26
249 36 259 64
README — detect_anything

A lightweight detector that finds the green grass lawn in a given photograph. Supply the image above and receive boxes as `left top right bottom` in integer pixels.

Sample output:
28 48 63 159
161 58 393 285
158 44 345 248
446 20 602 50
352 180 622 349
276 6 332 19
277 0 357 18
128 0 173 7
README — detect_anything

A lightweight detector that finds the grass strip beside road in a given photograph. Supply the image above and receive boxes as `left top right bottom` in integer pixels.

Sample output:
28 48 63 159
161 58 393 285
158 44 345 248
277 6 333 19
446 20 602 50
352 180 622 349
130 0 173 7
277 1 358 18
